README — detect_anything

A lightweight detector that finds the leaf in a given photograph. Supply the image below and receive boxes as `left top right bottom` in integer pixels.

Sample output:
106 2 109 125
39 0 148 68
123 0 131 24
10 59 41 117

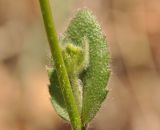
48 68 70 121
63 9 110 125
62 43 88 75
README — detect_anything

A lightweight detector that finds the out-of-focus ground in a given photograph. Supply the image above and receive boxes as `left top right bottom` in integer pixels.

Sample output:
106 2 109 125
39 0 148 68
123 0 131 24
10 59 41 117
0 0 160 130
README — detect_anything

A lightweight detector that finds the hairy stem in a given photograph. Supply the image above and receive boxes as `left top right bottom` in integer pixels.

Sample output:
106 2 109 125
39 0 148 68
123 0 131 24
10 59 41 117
70 74 82 113
39 0 81 129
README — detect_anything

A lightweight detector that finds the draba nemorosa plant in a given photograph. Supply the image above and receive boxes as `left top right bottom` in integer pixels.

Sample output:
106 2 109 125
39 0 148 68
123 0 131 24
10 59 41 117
39 0 110 130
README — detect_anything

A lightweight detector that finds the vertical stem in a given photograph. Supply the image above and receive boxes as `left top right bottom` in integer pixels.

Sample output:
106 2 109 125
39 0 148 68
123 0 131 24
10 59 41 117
70 74 82 113
38 0 81 130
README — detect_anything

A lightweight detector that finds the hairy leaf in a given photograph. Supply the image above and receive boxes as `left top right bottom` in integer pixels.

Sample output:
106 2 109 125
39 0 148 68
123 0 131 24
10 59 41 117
48 68 70 121
63 9 110 125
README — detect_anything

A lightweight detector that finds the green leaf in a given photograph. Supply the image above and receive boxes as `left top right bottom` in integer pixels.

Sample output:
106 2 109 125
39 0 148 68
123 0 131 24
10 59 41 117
48 68 70 121
62 43 88 74
63 9 110 125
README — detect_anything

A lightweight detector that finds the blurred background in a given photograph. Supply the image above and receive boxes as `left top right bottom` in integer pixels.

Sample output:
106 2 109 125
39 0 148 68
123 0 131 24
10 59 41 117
0 0 160 130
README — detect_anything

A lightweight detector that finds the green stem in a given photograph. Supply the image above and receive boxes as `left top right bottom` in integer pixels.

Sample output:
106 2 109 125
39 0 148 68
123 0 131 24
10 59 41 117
70 74 82 113
38 0 81 130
